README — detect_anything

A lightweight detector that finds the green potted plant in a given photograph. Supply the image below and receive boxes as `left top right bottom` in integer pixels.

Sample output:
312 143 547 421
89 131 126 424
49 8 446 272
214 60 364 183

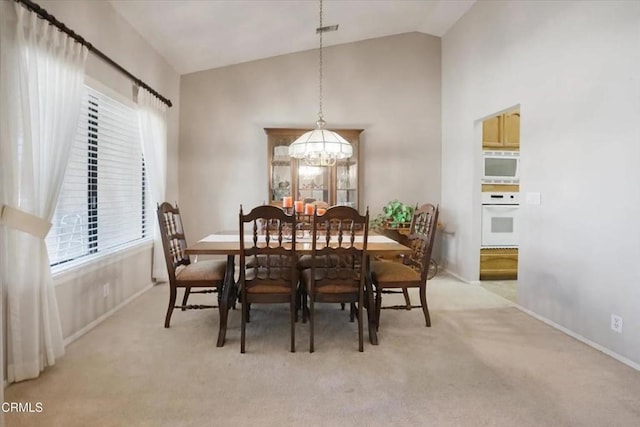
372 200 415 230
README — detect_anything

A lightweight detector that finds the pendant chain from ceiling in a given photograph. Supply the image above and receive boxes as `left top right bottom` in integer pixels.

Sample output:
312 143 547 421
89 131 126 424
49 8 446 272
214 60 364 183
318 0 324 122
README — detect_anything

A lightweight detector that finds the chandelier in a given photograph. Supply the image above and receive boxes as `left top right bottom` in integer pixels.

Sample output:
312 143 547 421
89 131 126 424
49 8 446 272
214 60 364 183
288 0 352 167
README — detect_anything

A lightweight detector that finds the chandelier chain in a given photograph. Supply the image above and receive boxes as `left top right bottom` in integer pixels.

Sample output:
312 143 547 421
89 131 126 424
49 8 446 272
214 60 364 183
318 0 323 121
287 0 353 167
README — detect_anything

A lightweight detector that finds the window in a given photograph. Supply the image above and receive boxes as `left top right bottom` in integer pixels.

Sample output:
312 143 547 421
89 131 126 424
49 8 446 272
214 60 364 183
46 84 148 267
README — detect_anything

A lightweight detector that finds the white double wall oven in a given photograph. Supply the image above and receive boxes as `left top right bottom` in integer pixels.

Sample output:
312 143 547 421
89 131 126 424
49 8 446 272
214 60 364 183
481 192 519 248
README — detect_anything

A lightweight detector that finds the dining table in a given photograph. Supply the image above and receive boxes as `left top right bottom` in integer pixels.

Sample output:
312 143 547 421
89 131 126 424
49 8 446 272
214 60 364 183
185 231 412 347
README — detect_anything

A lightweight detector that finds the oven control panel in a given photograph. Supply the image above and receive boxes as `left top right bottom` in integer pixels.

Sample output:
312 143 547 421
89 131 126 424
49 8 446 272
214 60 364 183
481 192 519 205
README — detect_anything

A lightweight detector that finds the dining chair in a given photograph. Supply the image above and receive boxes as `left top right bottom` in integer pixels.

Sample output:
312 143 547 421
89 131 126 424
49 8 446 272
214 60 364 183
371 204 439 329
300 205 369 352
296 201 342 271
156 202 226 328
238 204 298 353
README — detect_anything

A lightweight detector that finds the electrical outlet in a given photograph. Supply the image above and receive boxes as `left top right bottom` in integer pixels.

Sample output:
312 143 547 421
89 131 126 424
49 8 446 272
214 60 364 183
103 283 110 298
611 314 623 333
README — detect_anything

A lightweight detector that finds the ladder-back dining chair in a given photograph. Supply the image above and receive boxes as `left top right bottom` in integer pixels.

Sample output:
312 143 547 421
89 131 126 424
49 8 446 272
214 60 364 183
157 202 227 328
238 205 298 353
371 204 439 329
300 205 369 352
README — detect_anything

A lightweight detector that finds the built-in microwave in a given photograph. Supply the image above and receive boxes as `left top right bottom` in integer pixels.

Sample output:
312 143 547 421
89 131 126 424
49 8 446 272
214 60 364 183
482 151 520 184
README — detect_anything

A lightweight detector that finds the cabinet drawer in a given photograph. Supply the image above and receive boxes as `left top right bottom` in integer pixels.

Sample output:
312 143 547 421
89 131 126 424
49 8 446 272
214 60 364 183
480 248 518 280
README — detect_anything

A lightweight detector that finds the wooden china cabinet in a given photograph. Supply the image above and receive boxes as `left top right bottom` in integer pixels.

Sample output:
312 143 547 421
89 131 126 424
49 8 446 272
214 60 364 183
265 128 363 209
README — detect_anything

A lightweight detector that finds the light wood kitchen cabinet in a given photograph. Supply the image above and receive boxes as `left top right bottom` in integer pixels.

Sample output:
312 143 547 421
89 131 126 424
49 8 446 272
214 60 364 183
265 128 363 209
480 248 518 280
503 111 520 147
482 115 502 147
482 109 520 150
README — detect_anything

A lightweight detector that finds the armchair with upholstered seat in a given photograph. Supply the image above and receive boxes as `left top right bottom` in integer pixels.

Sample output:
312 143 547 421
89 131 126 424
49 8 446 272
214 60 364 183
371 203 439 329
157 202 227 328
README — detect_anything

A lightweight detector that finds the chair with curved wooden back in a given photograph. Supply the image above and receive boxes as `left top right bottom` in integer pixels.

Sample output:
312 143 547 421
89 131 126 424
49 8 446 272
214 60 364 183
371 204 439 329
300 205 369 352
239 205 298 353
157 202 227 328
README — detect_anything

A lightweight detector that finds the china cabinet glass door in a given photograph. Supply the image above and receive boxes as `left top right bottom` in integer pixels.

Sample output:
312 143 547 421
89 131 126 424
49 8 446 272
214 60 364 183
296 163 330 205
269 139 293 205
265 128 362 209
335 158 358 208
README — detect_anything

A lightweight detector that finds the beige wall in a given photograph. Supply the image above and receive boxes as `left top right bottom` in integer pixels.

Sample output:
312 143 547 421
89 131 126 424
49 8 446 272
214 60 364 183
442 1 640 365
54 245 152 341
179 32 441 241
32 0 181 340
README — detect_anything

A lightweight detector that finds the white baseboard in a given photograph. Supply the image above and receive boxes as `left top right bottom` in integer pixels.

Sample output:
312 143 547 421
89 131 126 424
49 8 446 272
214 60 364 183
443 271 639 371
516 304 640 372
63 282 154 346
443 268 480 285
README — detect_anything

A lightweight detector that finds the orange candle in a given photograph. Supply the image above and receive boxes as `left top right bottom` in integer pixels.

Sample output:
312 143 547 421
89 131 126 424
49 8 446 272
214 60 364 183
294 200 304 213
304 203 314 215
282 196 293 208
316 208 326 216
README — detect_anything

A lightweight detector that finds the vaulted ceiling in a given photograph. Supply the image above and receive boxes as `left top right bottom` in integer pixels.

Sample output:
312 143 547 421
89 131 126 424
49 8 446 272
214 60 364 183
109 0 475 75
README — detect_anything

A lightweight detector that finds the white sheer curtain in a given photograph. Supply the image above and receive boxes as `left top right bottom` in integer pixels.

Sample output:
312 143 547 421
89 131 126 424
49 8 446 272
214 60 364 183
0 2 88 382
137 87 168 281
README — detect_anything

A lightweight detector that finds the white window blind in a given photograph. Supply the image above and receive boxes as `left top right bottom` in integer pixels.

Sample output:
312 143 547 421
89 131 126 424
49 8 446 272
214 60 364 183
46 85 148 267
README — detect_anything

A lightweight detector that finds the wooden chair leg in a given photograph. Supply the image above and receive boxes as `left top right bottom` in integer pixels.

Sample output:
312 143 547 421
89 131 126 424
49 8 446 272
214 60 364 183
309 297 315 353
402 288 411 310
350 303 355 322
241 297 247 353
290 292 296 353
375 285 382 331
419 285 431 327
165 286 177 328
181 288 191 311
358 293 364 352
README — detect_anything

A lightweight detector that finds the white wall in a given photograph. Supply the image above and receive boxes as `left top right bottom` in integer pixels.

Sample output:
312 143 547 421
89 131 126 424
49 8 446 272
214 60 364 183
179 32 441 242
31 0 181 339
442 1 640 364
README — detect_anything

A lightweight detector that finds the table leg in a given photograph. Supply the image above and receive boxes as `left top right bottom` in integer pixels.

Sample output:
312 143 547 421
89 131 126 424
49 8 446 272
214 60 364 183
217 255 237 347
365 255 378 345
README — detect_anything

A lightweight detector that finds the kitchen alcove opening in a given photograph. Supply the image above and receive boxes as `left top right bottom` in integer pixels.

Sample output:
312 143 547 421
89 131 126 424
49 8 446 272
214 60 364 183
478 106 520 303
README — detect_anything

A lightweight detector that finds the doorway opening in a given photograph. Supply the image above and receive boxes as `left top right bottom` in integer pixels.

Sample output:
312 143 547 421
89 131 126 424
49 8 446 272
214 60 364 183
478 106 520 303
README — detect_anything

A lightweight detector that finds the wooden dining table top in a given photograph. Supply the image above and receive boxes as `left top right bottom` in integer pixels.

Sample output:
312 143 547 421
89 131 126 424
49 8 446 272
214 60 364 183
185 231 412 256
186 230 405 348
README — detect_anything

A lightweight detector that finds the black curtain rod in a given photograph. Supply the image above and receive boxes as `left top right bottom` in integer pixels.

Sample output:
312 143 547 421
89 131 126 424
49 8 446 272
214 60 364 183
14 0 173 108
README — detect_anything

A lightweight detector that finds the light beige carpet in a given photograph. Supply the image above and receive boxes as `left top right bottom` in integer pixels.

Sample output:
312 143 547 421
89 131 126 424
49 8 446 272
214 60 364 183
480 279 517 303
5 275 640 426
